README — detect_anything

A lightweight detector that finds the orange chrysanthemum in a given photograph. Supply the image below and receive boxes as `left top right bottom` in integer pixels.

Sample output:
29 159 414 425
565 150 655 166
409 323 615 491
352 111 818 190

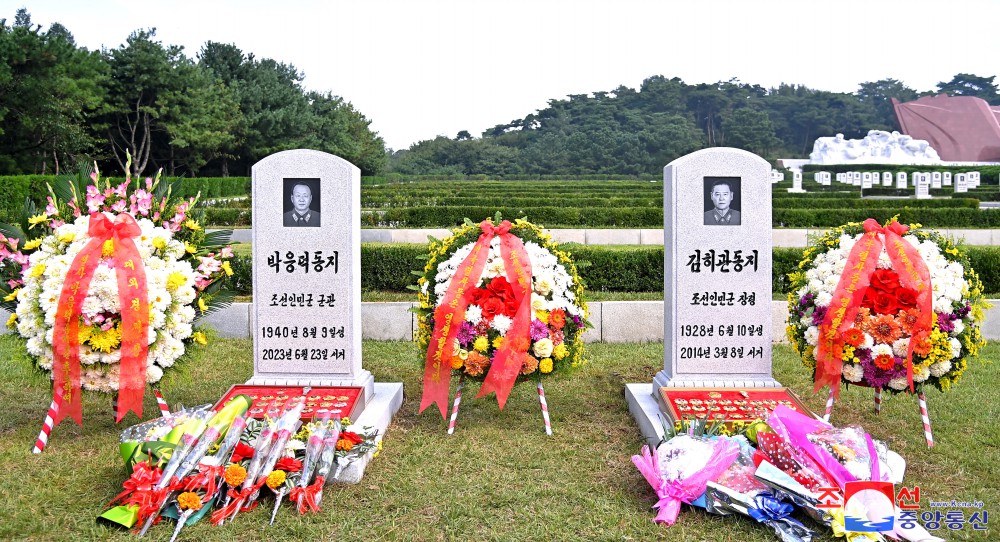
868 314 902 344
224 464 247 487
265 470 286 490
520 354 539 375
463 351 489 377
912 330 933 356
873 354 896 370
897 308 920 334
842 327 865 348
177 491 203 511
854 307 872 327
336 438 355 452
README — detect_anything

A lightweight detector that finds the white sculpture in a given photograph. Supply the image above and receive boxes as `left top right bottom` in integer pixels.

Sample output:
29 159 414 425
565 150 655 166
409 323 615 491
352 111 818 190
810 130 941 165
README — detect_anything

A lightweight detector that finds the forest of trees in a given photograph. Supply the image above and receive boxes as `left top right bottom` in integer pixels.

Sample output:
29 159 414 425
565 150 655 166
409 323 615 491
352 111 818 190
390 74 1000 176
5 9 1000 179
0 9 387 177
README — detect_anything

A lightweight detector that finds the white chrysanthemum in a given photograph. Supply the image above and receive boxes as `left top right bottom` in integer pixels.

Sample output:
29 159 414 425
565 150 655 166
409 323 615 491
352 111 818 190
892 338 910 358
815 292 833 308
842 363 864 382
929 360 952 377
862 333 875 350
887 377 908 391
951 320 965 336
145 365 163 383
491 314 513 335
871 343 893 357
531 293 548 311
949 338 962 358
534 272 554 296
912 364 930 383
804 326 820 346
464 304 483 324
533 337 554 358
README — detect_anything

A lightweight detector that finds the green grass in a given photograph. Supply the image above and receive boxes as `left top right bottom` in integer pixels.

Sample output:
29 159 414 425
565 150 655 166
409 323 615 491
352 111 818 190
0 335 996 541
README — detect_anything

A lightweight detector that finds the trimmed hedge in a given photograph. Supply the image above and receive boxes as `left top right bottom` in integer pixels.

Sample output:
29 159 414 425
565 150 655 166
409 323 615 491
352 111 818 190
224 244 1000 296
360 206 663 228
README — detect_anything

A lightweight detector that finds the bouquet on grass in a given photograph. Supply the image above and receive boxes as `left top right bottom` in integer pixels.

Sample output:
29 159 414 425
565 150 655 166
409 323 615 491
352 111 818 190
415 216 590 418
786 219 988 396
0 155 234 428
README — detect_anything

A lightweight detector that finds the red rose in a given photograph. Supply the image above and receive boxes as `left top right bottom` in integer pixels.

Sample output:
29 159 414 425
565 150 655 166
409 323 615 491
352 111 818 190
274 456 302 473
486 276 515 302
863 287 898 315
230 441 255 463
869 269 900 293
469 288 490 306
481 297 506 320
894 287 918 309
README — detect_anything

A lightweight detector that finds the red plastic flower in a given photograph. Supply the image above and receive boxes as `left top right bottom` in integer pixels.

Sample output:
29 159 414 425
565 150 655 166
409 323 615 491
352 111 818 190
894 287 918 309
274 457 302 473
862 287 898 315
869 269 901 293
229 442 255 463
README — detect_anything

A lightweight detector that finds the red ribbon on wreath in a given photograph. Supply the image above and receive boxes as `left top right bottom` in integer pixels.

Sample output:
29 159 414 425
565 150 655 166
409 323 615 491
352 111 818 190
815 219 933 397
420 220 533 417
51 212 150 425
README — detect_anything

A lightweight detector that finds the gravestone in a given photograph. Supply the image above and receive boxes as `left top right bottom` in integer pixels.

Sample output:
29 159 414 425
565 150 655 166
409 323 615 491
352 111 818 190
970 171 981 187
943 172 952 186
882 172 893 186
837 173 845 184
932 171 942 189
250 149 402 481
770 169 784 183
627 148 780 445
853 171 862 186
788 170 805 192
897 171 908 189
956 173 968 193
862 172 873 189
915 174 931 199
822 172 832 186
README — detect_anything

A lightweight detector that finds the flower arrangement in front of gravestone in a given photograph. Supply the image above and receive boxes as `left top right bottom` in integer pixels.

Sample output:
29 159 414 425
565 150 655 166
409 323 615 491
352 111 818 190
414 217 590 419
786 218 988 397
0 159 233 428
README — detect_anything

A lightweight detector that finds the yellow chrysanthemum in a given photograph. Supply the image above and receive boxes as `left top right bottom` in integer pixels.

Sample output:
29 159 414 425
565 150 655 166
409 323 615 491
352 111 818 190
6 313 17 329
221 261 233 277
3 289 19 302
184 219 202 231
101 239 115 257
192 331 208 346
450 356 463 370
29 264 46 277
197 297 207 314
265 470 286 489
552 343 568 360
152 237 167 250
473 336 489 352
57 232 75 244
27 213 48 227
534 310 549 324
88 325 122 353
539 358 553 373
23 238 42 250
184 241 197 254
166 271 187 291
492 336 504 348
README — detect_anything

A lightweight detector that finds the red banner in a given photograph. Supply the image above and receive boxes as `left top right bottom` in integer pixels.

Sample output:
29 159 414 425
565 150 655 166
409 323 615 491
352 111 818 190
420 220 534 417
815 219 932 397
52 213 149 425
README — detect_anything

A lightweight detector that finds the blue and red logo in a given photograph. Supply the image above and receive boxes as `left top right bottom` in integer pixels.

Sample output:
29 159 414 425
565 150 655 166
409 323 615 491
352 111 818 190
844 481 897 532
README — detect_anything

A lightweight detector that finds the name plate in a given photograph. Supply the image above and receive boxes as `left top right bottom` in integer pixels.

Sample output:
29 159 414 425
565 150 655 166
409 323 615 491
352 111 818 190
657 386 814 425
214 384 364 420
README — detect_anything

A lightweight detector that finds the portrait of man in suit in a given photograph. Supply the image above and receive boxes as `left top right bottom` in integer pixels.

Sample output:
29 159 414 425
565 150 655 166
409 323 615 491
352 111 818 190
703 178 741 226
283 179 321 227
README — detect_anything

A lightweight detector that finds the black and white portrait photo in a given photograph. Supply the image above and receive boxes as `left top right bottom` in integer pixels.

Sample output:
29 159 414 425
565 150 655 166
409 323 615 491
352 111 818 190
703 177 741 226
283 178 321 227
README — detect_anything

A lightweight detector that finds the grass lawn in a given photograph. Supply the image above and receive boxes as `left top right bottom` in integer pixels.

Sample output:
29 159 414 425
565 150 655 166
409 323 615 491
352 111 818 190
0 336 996 541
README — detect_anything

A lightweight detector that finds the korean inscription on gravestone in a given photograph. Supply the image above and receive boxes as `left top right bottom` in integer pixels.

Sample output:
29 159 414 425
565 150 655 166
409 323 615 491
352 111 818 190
896 172 907 189
656 148 777 389
250 150 372 395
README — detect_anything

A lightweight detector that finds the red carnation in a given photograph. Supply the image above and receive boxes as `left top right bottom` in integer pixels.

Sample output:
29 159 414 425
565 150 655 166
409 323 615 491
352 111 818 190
274 457 302 473
339 431 364 445
230 441 255 463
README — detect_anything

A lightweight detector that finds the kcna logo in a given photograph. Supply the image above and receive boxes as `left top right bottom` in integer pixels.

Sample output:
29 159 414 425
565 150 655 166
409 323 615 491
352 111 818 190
843 481 897 533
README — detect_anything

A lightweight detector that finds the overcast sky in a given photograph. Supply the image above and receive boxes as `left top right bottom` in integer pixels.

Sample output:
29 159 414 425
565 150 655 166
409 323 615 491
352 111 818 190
13 0 1000 150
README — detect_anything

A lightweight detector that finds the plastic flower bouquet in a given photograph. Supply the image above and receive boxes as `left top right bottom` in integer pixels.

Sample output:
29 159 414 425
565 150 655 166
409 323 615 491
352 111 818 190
786 219 988 395
0 160 233 424
415 217 589 415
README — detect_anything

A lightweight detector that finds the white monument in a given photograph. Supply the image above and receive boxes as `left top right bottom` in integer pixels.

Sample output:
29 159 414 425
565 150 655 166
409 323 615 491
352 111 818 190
809 130 941 165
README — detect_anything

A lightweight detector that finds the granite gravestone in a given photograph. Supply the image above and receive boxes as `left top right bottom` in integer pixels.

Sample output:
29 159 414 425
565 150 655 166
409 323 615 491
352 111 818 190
823 172 832 186
655 148 777 389
853 172 862 186
897 172 907 189
837 173 845 184
915 174 931 199
970 171 981 188
956 173 968 193
862 172 873 189
250 150 372 395
943 172 952 186
932 172 942 189
789 171 805 192
883 172 893 186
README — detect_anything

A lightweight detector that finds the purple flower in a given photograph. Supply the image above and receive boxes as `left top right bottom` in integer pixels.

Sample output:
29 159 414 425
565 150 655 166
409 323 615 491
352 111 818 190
935 312 955 333
530 319 548 341
812 306 828 326
456 321 476 346
572 315 581 326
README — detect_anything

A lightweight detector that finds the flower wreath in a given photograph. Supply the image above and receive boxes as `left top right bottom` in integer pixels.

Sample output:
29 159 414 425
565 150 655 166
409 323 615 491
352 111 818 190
786 219 988 394
0 163 232 423
415 217 589 415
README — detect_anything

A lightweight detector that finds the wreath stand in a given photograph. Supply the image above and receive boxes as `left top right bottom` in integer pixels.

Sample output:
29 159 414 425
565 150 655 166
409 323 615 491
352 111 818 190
32 386 173 453
446 374 552 436
822 386 934 448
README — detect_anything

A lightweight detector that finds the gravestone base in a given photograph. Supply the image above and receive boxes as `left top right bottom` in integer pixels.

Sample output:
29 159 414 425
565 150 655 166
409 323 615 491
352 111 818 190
652 370 781 389
625 383 665 448
246 370 376 407
329 382 404 484
786 187 807 193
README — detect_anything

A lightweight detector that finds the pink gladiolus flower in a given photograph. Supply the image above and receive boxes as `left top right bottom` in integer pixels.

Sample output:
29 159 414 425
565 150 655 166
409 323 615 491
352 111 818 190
45 196 58 215
152 211 161 221
195 278 210 290
145 177 153 190
13 253 29 265
8 279 22 289
220 246 234 258
7 238 20 250
86 185 106 213
67 199 81 218
113 181 128 198
49 219 65 229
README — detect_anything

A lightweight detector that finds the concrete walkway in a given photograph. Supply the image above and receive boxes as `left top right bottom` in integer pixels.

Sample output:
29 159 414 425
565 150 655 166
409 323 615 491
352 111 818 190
224 228 1000 247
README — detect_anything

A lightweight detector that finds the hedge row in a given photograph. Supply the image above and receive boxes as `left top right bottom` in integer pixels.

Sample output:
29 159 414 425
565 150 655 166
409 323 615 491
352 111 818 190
361 196 663 208
802 163 1000 179
223 244 1000 295
773 208 1000 228
771 198 979 209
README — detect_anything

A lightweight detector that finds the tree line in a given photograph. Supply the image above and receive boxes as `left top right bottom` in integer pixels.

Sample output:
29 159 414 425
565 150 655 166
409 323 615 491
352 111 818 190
390 74 1000 176
0 9 387 177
